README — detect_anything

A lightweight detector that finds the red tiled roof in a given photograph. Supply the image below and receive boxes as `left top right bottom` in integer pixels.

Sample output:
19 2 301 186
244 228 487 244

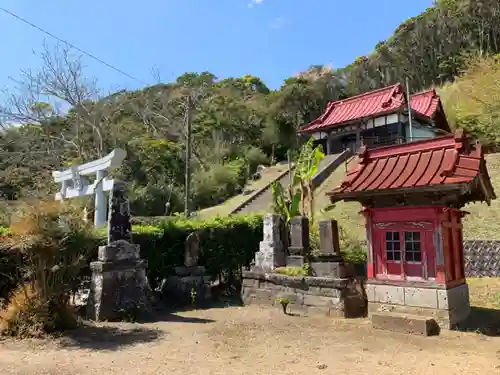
410 89 440 118
328 129 495 202
299 84 443 133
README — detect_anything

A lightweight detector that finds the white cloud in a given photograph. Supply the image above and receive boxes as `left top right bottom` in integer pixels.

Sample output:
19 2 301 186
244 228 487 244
269 16 286 29
248 0 264 8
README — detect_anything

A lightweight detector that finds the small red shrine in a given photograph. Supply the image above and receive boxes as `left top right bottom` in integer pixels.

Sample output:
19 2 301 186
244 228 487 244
328 129 496 329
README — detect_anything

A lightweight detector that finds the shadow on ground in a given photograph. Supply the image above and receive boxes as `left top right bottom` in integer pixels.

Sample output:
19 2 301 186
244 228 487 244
457 306 500 336
62 310 216 350
154 294 244 315
59 323 163 351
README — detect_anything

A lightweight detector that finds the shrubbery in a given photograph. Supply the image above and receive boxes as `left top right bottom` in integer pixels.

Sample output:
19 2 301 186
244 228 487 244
0 201 97 337
134 214 263 291
0 213 264 308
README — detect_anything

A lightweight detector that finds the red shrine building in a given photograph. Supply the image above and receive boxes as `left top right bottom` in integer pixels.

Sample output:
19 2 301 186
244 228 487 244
298 83 451 154
328 129 496 329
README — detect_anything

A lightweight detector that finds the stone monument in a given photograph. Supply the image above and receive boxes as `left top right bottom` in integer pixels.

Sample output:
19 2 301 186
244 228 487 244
287 216 309 267
164 231 212 305
86 181 152 321
253 214 286 272
310 219 347 277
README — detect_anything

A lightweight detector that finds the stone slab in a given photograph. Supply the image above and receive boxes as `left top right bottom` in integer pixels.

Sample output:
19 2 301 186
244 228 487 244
287 255 305 267
371 312 441 336
98 241 140 262
404 287 438 309
310 261 347 278
372 284 405 305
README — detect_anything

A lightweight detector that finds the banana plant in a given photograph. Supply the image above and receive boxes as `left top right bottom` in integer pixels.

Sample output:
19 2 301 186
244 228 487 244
270 181 301 224
293 138 325 223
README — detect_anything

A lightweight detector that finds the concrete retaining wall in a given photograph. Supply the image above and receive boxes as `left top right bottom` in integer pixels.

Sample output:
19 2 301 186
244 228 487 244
241 270 366 318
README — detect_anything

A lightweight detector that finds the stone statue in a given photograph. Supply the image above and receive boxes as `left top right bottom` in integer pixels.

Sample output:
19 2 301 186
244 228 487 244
107 181 132 244
184 231 200 267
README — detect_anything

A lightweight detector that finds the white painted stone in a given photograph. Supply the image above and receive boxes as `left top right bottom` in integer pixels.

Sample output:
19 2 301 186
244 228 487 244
404 287 438 309
365 283 376 302
373 284 405 305
52 148 126 227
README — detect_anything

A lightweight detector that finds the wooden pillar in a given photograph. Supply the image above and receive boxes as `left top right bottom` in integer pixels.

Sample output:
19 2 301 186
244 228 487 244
355 127 361 152
326 133 332 155
441 209 465 283
362 210 375 279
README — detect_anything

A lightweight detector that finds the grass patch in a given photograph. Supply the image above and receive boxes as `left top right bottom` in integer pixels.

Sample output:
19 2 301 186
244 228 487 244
197 164 289 219
274 264 310 277
198 153 500 241
467 277 500 309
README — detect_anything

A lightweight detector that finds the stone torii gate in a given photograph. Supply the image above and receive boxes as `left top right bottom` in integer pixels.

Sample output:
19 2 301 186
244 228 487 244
52 148 127 227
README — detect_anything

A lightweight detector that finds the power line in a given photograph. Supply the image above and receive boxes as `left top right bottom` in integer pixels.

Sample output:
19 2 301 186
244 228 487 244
0 7 148 86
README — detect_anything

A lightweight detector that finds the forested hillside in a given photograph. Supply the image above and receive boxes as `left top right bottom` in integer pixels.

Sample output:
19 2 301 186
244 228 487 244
1 0 499 217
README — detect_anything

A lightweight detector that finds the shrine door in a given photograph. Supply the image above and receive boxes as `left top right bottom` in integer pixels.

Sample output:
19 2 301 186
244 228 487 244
375 225 435 281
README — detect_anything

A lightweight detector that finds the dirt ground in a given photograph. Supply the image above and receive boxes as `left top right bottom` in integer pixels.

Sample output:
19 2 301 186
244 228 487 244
0 304 499 375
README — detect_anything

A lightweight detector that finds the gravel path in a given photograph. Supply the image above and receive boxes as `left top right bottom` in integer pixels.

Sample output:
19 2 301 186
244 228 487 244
0 305 499 375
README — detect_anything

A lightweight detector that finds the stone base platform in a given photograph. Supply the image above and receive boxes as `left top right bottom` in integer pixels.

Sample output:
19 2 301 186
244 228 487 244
241 270 366 318
164 266 212 306
366 281 470 329
87 241 152 322
371 312 441 336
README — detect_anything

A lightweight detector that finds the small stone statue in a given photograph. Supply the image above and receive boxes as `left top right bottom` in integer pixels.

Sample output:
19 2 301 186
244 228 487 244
184 231 200 267
107 181 132 244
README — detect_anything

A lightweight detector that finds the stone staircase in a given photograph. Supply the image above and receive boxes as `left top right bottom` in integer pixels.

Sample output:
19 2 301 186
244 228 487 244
233 150 353 215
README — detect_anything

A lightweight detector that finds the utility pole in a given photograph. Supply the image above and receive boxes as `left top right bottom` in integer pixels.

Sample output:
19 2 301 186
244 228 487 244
184 94 192 217
405 76 413 143
287 149 293 189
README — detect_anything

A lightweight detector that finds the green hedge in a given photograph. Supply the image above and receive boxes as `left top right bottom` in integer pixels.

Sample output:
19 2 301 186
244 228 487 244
0 214 264 300
134 214 263 291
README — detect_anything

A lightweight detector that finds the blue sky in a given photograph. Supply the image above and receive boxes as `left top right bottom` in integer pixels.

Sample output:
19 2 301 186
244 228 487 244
0 0 435 94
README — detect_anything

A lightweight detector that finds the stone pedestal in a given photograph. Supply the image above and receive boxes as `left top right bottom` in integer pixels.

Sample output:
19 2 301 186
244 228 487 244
366 282 471 329
164 266 212 305
310 220 347 278
254 214 286 272
86 240 152 321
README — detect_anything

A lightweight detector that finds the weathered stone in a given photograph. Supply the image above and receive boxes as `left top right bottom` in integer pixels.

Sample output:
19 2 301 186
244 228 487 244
86 258 151 322
372 284 405 305
289 216 309 255
303 294 340 307
255 242 286 272
184 231 201 267
287 255 305 267
242 278 259 288
318 220 340 255
371 312 441 336
107 180 132 243
310 261 347 278
365 283 376 302
263 214 282 243
444 283 470 310
404 287 438 309
163 264 212 305
98 241 140 262
253 289 275 304
276 291 304 305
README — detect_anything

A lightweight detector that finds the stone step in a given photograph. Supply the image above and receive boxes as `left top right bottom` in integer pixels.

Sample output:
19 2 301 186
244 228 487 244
371 311 441 336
